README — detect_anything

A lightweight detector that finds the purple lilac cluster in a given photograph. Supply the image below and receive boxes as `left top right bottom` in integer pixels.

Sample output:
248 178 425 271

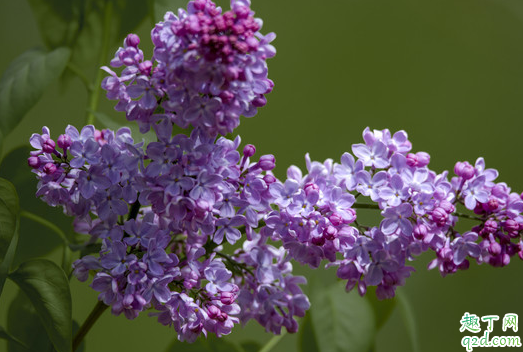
102 0 275 136
28 120 310 341
263 128 523 299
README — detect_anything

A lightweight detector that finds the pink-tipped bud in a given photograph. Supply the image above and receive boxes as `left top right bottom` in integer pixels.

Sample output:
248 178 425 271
27 156 40 169
263 174 276 184
304 182 319 196
243 144 256 157
57 134 72 150
413 223 428 240
431 207 448 227
42 138 56 153
416 152 430 167
454 161 475 180
43 163 57 175
257 154 275 171
406 153 418 167
125 33 140 48
329 213 342 226
323 225 338 240
138 60 152 76
439 200 455 214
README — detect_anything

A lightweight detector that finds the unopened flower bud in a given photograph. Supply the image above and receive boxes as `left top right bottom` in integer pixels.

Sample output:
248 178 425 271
416 152 430 167
57 134 72 150
243 144 256 157
125 33 140 47
27 156 40 169
454 161 475 180
323 225 338 240
42 138 56 153
257 154 275 171
431 207 448 227
43 163 57 175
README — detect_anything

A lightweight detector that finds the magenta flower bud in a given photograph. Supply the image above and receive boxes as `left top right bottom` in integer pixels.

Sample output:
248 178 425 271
413 223 428 240
406 153 418 167
503 219 519 237
416 152 430 167
488 240 502 255
43 163 57 175
431 207 448 227
263 174 276 184
304 182 319 197
457 259 470 271
27 156 40 169
217 311 228 322
257 154 275 171
454 161 475 180
207 305 221 319
323 225 338 240
219 292 235 305
484 219 498 234
329 213 342 226
57 134 72 150
219 90 234 103
138 60 152 75
439 200 455 214
42 138 56 153
311 235 325 246
125 33 140 47
252 96 267 107
243 144 256 157
486 198 499 212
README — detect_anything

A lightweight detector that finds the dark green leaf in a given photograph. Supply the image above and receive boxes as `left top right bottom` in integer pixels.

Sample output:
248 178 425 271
0 178 19 261
153 0 188 22
298 312 319 352
9 259 72 352
0 178 19 296
0 47 71 137
0 147 72 267
7 289 55 352
366 286 397 331
0 325 28 350
27 0 76 48
165 334 242 352
310 282 376 352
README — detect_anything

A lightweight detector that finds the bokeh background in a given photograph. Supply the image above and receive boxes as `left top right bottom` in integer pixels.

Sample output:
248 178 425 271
1 0 523 351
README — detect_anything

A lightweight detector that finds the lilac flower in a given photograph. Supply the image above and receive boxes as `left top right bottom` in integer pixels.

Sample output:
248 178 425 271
380 203 413 236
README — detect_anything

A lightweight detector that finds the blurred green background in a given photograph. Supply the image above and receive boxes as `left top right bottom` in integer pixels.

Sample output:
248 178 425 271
1 0 523 351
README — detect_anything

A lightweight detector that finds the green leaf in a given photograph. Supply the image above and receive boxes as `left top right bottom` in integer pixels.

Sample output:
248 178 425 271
7 289 55 352
9 259 72 352
366 286 397 331
27 0 76 48
153 0 188 22
165 335 242 352
298 312 320 352
0 47 71 137
0 325 28 350
0 147 72 267
0 178 19 296
309 282 376 352
0 178 19 261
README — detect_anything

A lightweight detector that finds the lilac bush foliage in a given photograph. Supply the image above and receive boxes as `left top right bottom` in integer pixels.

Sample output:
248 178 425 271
27 0 523 344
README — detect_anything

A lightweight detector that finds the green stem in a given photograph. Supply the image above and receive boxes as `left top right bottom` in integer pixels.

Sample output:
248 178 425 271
86 0 114 125
259 330 287 352
73 300 108 351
